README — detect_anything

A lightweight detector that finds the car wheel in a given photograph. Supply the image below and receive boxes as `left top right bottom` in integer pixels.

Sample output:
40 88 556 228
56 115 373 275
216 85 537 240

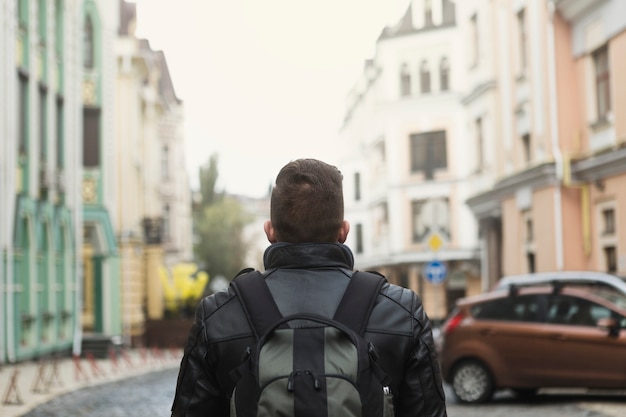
450 359 494 404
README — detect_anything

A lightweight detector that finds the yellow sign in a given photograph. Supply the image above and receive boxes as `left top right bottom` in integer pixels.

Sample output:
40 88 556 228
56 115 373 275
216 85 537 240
428 233 443 252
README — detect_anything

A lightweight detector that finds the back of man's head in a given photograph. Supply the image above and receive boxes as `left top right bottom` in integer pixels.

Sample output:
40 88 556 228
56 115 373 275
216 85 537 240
270 159 344 243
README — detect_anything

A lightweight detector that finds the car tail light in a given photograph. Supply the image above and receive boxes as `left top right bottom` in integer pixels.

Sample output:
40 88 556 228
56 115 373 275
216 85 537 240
441 310 465 335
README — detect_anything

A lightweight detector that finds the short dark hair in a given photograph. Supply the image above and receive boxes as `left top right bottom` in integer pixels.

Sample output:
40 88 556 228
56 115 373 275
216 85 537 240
271 159 344 243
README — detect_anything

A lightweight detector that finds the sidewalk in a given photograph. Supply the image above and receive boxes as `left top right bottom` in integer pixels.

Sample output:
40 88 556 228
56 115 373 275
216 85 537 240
0 347 182 417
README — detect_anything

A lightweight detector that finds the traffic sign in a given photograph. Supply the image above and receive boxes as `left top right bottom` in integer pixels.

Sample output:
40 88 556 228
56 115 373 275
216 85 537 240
424 260 447 285
427 233 443 252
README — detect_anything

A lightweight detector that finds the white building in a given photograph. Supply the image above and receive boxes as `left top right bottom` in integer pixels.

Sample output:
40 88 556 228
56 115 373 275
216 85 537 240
115 1 193 344
339 0 481 320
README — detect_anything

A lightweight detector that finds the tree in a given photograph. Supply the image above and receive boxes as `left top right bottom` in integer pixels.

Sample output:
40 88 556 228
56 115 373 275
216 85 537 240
193 154 253 280
199 153 220 206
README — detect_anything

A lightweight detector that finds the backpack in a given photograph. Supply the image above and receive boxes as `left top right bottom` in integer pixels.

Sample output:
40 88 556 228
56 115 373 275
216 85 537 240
229 270 395 417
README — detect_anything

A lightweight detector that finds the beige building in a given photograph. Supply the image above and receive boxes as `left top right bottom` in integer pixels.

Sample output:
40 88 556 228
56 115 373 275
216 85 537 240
113 2 192 345
465 0 626 288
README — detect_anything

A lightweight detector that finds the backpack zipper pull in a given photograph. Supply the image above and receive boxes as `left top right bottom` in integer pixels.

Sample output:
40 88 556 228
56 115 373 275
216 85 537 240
304 370 321 390
287 371 300 392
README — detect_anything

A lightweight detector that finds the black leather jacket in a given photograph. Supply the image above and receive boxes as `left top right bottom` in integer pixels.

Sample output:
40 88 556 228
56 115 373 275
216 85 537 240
171 243 447 417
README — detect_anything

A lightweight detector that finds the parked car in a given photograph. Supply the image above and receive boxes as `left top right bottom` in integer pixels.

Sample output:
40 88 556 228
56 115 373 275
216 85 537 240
493 271 626 295
437 282 626 403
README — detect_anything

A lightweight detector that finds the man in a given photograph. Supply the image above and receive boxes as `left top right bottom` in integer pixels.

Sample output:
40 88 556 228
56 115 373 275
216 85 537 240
171 158 447 416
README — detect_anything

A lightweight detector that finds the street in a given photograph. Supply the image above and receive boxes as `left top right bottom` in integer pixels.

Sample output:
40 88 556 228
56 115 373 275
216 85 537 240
21 369 177 417
20 367 625 417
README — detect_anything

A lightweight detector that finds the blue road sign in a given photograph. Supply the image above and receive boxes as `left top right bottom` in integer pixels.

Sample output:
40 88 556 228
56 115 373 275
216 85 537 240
424 260 447 285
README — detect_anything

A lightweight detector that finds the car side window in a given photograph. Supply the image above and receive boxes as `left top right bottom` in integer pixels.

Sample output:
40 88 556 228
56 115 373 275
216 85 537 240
471 295 543 323
547 295 612 327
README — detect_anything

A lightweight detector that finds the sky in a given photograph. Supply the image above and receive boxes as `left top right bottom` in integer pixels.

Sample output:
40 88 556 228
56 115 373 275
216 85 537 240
134 0 409 198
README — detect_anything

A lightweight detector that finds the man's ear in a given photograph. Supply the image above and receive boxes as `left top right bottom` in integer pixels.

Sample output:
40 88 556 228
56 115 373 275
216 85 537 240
337 220 350 243
264 220 278 243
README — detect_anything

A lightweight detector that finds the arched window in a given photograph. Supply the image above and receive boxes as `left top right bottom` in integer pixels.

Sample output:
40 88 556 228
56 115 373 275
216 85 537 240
83 15 94 69
420 60 431 94
424 0 433 27
38 0 47 43
440 57 450 91
55 0 64 59
400 63 411 97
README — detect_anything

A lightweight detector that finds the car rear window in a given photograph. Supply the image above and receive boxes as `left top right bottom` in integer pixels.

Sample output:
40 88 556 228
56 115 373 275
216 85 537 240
471 294 543 322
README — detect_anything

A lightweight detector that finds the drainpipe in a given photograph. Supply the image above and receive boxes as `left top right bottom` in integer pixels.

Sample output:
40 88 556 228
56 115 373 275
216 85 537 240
547 0 564 271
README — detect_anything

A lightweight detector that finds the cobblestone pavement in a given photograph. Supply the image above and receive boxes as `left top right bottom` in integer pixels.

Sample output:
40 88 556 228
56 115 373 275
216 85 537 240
445 385 626 417
20 367 625 417
21 368 178 417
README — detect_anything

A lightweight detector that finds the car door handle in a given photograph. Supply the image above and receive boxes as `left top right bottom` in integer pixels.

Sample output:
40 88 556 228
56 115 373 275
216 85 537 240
549 333 566 341
480 329 496 336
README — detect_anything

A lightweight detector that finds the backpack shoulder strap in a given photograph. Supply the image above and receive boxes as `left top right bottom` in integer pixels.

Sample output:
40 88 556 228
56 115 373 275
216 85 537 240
333 271 386 335
230 270 283 339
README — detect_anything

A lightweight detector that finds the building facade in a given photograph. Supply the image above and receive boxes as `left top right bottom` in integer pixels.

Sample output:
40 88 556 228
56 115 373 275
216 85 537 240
340 0 626 317
115 2 192 345
465 0 626 286
339 0 481 321
79 0 122 345
1 0 85 362
1 0 193 363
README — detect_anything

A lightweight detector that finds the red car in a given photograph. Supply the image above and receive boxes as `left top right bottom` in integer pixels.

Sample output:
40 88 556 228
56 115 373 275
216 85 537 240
437 282 626 403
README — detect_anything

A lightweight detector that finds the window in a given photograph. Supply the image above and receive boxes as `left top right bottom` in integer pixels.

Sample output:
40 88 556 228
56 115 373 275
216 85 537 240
163 205 170 242
442 0 456 24
517 9 527 72
521 133 531 164
18 0 28 28
39 85 47 162
55 0 64 58
604 246 617 273
38 0 47 44
440 57 449 91
83 107 100 167
527 252 536 273
400 63 411 97
412 198 450 243
547 295 611 327
18 73 28 156
420 60 431 94
602 208 615 235
56 97 64 169
593 45 611 120
424 0 433 27
410 130 447 179
161 145 170 180
355 223 363 254
83 16 94 69
354 172 361 201
470 14 479 66
472 295 543 322
475 118 484 171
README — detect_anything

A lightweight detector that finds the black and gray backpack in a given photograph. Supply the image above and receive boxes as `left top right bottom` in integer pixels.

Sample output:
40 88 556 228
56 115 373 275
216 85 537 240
229 270 395 417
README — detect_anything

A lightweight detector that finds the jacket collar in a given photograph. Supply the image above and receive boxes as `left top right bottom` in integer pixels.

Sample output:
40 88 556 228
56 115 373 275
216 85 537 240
263 242 355 270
